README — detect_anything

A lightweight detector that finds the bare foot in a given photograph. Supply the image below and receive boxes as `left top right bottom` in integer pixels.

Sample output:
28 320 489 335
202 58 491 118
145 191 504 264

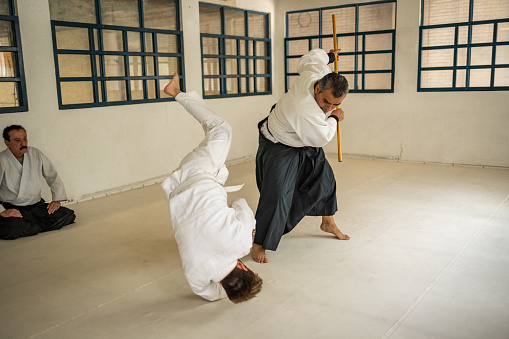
164 72 181 98
320 216 350 240
252 244 269 263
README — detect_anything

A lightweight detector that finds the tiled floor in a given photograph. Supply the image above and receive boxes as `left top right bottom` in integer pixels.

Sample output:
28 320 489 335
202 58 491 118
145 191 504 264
1 158 508 339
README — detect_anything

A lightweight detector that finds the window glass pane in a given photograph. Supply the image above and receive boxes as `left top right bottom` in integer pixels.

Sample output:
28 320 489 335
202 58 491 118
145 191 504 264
358 3 395 32
421 70 453 88
61 81 94 105
249 77 254 91
457 47 467 66
471 24 494 44
322 7 355 35
256 41 268 56
49 0 96 23
458 26 468 44
498 22 509 42
159 79 169 98
0 51 17 77
473 0 509 21
204 78 220 96
103 30 123 51
288 75 297 89
127 31 141 52
203 58 220 75
248 12 267 38
226 58 237 75
337 36 356 53
129 56 142 76
106 80 127 101
225 39 237 55
287 11 319 38
0 82 19 107
422 49 454 67
58 54 91 77
365 53 392 71
494 68 509 86
248 41 254 56
338 55 355 72
248 59 254 74
422 0 469 25
104 55 125 76
256 59 268 74
287 58 299 73
144 0 177 30
288 40 308 56
55 26 89 50
240 77 247 93
0 21 14 47
470 46 492 65
200 5 221 34
239 39 246 55
147 79 156 99
256 77 268 92
101 0 139 27
226 78 238 94
365 33 392 51
225 8 245 36
202 37 219 54
422 28 455 47
157 34 178 53
469 68 491 87
496 45 509 64
158 56 179 76
364 73 391 90
145 33 153 52
130 80 144 100
0 1 10 15
146 56 155 76
456 69 466 87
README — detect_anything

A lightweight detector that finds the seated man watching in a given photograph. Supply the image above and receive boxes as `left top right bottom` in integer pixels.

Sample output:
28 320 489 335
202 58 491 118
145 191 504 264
0 125 76 240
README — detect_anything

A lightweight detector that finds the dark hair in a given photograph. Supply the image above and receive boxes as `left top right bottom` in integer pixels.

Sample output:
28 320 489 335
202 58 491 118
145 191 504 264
315 73 349 98
221 262 263 303
3 125 26 141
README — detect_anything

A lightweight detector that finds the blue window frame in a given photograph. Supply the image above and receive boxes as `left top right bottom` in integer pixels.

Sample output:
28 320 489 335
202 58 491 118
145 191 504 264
285 0 396 93
419 0 509 91
0 0 28 113
49 0 185 109
199 2 271 98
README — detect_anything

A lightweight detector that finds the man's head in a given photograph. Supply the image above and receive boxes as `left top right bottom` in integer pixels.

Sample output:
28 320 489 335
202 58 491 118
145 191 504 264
314 73 349 113
221 260 263 303
3 125 28 158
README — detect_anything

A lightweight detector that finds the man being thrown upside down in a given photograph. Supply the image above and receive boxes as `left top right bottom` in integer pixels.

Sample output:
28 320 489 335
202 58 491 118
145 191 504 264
161 73 262 303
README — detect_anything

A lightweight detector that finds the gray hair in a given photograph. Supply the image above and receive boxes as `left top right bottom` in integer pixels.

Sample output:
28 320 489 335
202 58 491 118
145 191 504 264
315 73 349 98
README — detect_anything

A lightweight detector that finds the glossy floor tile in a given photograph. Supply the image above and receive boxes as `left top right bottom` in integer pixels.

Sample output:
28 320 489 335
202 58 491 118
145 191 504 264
1 159 508 339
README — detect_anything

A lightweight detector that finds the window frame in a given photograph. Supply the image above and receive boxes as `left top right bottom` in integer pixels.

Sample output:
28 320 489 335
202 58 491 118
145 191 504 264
50 0 185 110
0 0 28 114
284 0 397 93
199 2 272 99
418 0 509 92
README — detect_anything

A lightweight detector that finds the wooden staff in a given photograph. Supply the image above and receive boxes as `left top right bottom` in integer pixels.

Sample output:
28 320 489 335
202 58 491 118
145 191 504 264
332 14 342 162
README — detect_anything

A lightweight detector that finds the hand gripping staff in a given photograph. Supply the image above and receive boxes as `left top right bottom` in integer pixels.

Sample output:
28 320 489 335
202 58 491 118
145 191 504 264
332 14 342 162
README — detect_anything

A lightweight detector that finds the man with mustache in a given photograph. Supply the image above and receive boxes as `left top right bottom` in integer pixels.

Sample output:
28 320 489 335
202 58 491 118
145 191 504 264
0 125 76 240
252 49 351 263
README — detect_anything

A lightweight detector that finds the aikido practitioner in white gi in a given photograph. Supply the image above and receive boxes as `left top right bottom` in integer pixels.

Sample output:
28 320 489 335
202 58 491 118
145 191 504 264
0 125 76 240
161 73 263 303
252 49 351 263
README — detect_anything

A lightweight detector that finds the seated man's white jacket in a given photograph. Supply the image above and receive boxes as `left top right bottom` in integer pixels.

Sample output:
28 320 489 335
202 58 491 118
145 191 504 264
162 156 255 301
0 147 67 213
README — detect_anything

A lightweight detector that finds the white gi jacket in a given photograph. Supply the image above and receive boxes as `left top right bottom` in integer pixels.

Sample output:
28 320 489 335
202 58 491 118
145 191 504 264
161 92 256 302
0 147 67 213
267 49 337 147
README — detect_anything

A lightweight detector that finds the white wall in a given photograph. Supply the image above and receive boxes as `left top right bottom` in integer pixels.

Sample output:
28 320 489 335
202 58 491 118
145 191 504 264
0 0 277 202
275 0 509 167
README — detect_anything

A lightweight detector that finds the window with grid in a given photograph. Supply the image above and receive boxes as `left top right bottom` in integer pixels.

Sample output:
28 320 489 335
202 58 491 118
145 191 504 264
285 0 396 93
49 0 184 109
199 2 271 98
0 0 28 113
419 0 509 91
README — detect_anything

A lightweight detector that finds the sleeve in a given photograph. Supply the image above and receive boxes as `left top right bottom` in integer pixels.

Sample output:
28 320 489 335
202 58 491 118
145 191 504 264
231 198 256 248
190 281 227 302
294 114 338 147
0 160 6 213
39 150 68 202
297 49 331 76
